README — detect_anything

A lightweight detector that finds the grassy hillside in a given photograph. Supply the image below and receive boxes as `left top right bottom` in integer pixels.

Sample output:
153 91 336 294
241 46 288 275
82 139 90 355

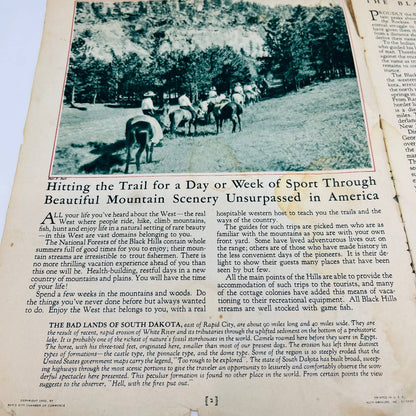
52 77 371 175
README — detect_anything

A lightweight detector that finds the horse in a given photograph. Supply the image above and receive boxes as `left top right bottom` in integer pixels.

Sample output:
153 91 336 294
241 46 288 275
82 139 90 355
124 115 163 173
209 101 243 134
200 100 213 124
201 95 228 124
169 105 204 136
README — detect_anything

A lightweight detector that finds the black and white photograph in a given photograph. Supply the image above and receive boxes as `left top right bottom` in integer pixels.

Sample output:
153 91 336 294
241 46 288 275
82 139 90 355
51 0 372 175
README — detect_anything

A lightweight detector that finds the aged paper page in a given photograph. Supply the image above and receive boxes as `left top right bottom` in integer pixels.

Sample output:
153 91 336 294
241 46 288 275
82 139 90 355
348 0 416 261
1 0 415 415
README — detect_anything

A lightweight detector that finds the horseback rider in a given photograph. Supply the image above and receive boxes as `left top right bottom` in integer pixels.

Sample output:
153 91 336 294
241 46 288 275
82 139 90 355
243 83 255 104
178 92 197 121
232 82 245 106
251 81 261 95
243 83 253 94
233 82 244 96
141 91 156 116
208 86 218 102
141 90 170 134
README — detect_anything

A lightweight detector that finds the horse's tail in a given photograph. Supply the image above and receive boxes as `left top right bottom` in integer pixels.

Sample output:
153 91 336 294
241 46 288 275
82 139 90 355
125 118 135 146
169 111 176 134
158 104 170 131
236 103 243 115
207 102 214 115
125 118 135 174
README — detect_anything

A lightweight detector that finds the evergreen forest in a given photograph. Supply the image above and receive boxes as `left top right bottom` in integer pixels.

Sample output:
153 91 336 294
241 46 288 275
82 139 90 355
65 0 355 104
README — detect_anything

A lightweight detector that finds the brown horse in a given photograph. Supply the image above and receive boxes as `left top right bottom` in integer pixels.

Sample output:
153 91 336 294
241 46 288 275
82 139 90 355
125 116 163 173
209 101 243 134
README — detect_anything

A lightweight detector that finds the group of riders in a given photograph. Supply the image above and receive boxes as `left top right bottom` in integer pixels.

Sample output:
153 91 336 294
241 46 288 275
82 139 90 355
124 81 264 172
138 81 263 137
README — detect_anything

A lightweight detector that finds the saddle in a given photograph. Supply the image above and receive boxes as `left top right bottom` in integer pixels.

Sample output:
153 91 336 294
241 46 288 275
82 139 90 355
213 99 230 114
179 106 196 121
129 115 163 144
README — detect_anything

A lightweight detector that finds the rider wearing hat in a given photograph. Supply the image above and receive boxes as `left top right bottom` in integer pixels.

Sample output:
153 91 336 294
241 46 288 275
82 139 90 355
141 91 156 116
233 82 244 95
178 92 197 121
208 86 218 100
